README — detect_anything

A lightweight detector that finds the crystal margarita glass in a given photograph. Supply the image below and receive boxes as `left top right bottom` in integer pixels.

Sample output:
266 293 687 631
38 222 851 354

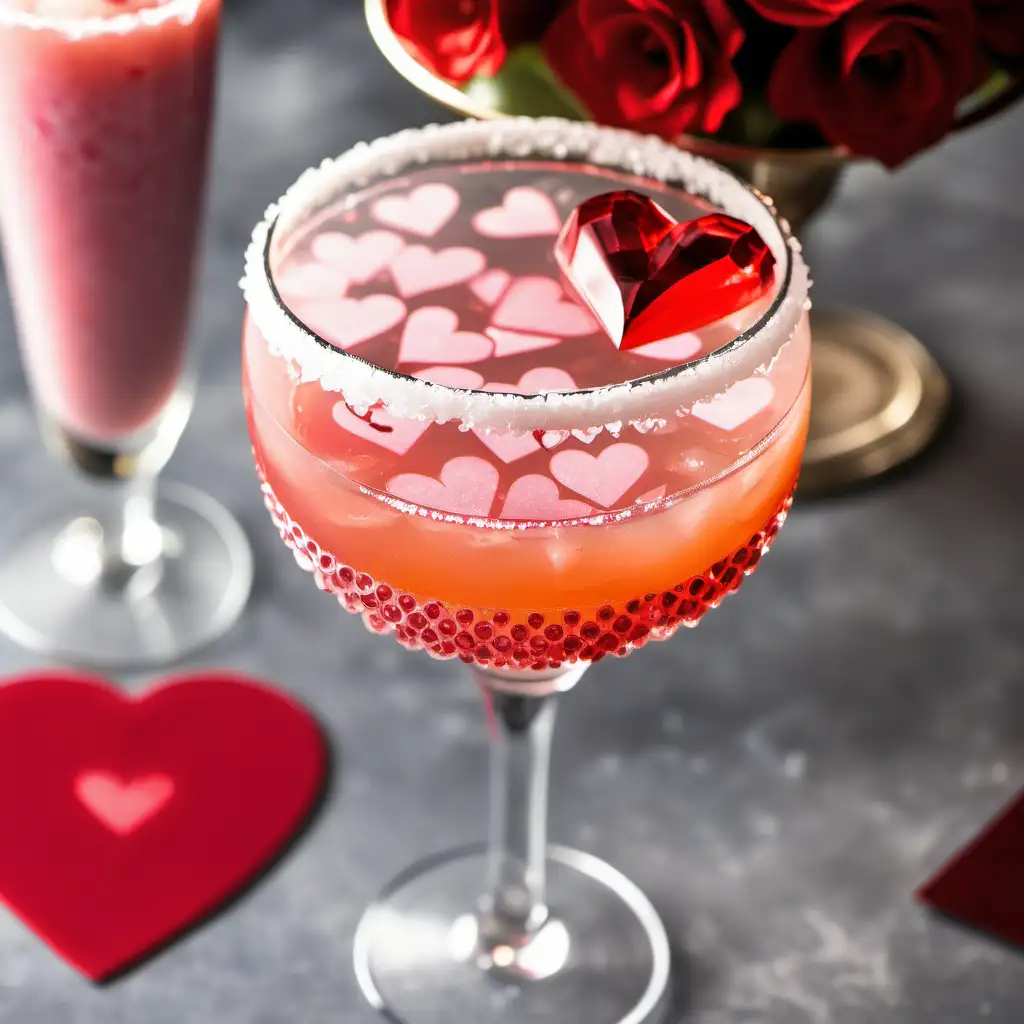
242 118 810 1024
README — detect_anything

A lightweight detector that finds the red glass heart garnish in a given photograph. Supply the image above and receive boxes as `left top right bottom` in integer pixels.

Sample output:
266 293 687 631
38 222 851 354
555 190 777 352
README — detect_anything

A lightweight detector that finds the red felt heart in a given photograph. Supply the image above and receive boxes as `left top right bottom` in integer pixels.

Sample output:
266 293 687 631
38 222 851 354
555 190 776 352
917 789 1024 948
0 670 327 981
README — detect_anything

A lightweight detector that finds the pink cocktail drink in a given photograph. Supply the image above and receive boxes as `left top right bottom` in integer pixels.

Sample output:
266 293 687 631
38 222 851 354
244 159 809 670
0 0 251 669
0 0 219 443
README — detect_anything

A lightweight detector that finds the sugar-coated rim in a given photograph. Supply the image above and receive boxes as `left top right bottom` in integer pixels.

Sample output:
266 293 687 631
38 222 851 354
241 118 811 435
0 0 203 38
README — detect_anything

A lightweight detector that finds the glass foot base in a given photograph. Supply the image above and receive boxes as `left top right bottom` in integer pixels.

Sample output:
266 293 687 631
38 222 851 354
354 844 671 1024
0 483 253 668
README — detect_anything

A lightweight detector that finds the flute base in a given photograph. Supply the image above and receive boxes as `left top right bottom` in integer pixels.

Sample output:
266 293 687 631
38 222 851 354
0 483 252 669
354 843 671 1024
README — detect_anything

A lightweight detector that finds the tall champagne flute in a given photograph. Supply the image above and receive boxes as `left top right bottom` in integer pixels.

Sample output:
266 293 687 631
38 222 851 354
242 119 811 1023
0 0 251 665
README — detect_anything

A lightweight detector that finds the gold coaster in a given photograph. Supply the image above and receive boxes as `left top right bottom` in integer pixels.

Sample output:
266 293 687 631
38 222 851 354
802 307 951 496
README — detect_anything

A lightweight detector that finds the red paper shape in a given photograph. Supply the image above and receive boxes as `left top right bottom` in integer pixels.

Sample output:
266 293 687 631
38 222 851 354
917 790 1024 948
555 190 776 351
0 670 327 981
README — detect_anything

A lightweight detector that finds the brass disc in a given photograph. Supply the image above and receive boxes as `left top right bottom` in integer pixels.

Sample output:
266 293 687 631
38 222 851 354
802 307 951 496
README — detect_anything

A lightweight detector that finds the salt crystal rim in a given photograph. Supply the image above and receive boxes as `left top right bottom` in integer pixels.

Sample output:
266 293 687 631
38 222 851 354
0 0 203 38
241 118 810 435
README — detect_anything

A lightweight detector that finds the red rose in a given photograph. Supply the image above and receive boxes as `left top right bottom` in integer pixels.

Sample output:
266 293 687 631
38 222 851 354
543 0 745 137
387 0 507 85
976 0 1024 62
769 0 977 166
498 1 566 47
746 0 864 26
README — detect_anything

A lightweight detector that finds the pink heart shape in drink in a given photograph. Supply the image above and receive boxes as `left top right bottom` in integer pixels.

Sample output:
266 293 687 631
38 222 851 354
632 332 703 362
501 475 594 521
388 456 499 517
473 429 540 465
333 364 483 458
372 183 460 238
332 400 430 455
414 366 486 389
292 295 406 350
390 246 486 299
470 269 512 307
537 430 570 450
493 277 598 338
550 443 650 508
473 423 540 464
398 307 494 366
691 378 774 431
473 187 562 239
276 261 348 300
486 327 562 358
508 366 578 394
469 369 577 464
310 230 405 285
74 772 175 837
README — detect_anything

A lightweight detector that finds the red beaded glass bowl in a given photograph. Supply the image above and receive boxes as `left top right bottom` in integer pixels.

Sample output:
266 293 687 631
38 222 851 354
259 470 796 672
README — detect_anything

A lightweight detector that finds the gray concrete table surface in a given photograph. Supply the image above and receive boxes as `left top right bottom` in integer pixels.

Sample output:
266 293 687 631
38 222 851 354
1 0 1023 1020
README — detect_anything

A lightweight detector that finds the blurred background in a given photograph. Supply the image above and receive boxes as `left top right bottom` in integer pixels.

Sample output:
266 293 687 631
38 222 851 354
0 0 1022 1020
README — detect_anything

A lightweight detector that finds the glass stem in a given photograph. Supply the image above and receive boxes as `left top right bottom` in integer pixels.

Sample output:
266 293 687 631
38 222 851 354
471 665 590 949
486 688 556 938
47 469 165 597
105 473 163 574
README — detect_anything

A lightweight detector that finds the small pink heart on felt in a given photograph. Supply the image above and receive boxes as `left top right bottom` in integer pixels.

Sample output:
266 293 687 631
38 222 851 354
332 401 429 455
551 443 649 508
486 327 562 358
493 277 598 338
75 772 174 837
473 187 562 239
501 475 594 520
310 230 405 286
388 456 499 517
414 366 485 389
632 332 703 362
293 295 406 350
277 261 348 300
470 269 512 306
390 245 486 299
372 183 459 238
398 307 493 366
692 378 774 431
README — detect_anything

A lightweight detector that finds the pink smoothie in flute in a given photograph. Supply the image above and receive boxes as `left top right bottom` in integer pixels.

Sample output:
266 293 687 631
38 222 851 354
0 0 220 443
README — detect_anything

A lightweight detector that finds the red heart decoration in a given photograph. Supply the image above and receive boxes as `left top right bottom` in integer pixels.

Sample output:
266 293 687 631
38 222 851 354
0 670 327 981
917 789 1024 948
555 190 776 352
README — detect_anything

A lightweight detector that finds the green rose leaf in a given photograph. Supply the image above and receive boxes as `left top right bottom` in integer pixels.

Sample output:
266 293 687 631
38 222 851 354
465 45 588 120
